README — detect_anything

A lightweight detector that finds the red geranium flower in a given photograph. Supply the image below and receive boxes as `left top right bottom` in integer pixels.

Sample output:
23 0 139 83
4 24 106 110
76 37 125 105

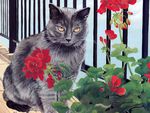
22 48 51 81
105 30 117 40
108 75 126 96
144 73 150 83
46 75 55 88
99 36 107 44
99 87 104 92
147 62 150 69
22 56 45 80
97 0 136 14
31 48 51 64
57 71 62 80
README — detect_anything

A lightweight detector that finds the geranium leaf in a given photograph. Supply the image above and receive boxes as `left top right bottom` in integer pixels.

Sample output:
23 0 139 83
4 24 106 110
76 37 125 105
54 80 73 92
51 102 69 113
125 47 138 55
116 56 136 63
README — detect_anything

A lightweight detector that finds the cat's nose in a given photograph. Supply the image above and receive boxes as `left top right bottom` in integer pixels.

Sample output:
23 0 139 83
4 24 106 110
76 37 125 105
66 39 71 42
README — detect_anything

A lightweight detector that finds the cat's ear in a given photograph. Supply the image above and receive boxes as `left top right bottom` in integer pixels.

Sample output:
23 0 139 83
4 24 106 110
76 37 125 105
75 7 90 21
49 4 63 19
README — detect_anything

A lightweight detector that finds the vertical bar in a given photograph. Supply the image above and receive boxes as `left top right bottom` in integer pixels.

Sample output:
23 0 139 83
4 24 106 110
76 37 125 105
4 0 5 34
50 0 53 3
33 0 36 34
21 0 23 39
2 0 3 34
64 0 67 7
16 0 19 40
123 9 128 80
29 0 31 36
9 0 18 53
57 0 60 7
6 0 8 37
73 0 77 9
24 0 27 38
38 0 41 33
43 0 46 28
93 0 98 67
106 9 111 64
83 0 86 8
142 0 149 58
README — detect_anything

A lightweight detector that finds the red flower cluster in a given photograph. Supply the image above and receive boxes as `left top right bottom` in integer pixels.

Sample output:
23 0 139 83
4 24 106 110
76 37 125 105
144 73 150 83
144 62 150 83
105 30 117 40
97 0 136 14
22 48 51 81
47 74 55 88
108 75 126 96
99 36 107 45
147 62 150 69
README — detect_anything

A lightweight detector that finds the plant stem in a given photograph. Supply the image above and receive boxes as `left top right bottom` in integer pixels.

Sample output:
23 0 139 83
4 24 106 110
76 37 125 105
127 63 133 76
118 26 133 76
119 28 123 42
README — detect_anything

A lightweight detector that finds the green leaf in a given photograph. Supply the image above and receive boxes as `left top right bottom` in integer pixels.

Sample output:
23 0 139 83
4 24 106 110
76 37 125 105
54 80 73 92
101 46 107 53
116 56 136 63
77 77 93 87
111 43 126 57
125 47 138 55
112 43 126 50
103 64 116 71
51 102 69 113
60 91 73 101
71 102 83 113
130 74 143 83
87 67 104 79
123 82 142 95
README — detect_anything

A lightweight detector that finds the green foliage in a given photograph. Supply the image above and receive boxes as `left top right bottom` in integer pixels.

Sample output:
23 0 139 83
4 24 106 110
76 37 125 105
51 102 69 113
54 79 73 92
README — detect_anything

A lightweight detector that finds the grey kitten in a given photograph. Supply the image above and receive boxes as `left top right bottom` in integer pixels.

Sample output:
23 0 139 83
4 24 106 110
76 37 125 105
3 4 90 113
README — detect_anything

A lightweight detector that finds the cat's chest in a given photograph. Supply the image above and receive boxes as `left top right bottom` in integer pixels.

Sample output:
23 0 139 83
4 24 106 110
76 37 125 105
50 48 85 67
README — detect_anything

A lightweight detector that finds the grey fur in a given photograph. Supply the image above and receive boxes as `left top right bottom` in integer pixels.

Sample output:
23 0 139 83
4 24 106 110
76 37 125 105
3 4 90 113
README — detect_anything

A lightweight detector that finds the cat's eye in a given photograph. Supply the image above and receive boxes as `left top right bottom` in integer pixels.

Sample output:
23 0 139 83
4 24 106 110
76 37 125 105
57 26 65 32
73 27 81 33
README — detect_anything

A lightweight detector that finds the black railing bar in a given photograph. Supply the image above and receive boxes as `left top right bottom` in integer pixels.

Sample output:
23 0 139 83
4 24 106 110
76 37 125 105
81 64 90 72
142 0 149 58
16 0 19 41
5 0 8 36
106 9 111 64
83 0 86 8
64 0 67 7
50 0 53 3
123 9 128 80
4 0 5 35
28 0 31 36
0 33 9 39
38 0 41 33
43 0 46 28
1 0 2 33
73 0 77 9
93 0 98 67
2 0 4 33
24 0 27 38
57 0 60 7
21 0 23 39
33 0 36 34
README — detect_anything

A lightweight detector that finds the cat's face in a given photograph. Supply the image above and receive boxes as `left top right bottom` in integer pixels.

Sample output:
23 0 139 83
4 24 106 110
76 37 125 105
47 4 90 47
